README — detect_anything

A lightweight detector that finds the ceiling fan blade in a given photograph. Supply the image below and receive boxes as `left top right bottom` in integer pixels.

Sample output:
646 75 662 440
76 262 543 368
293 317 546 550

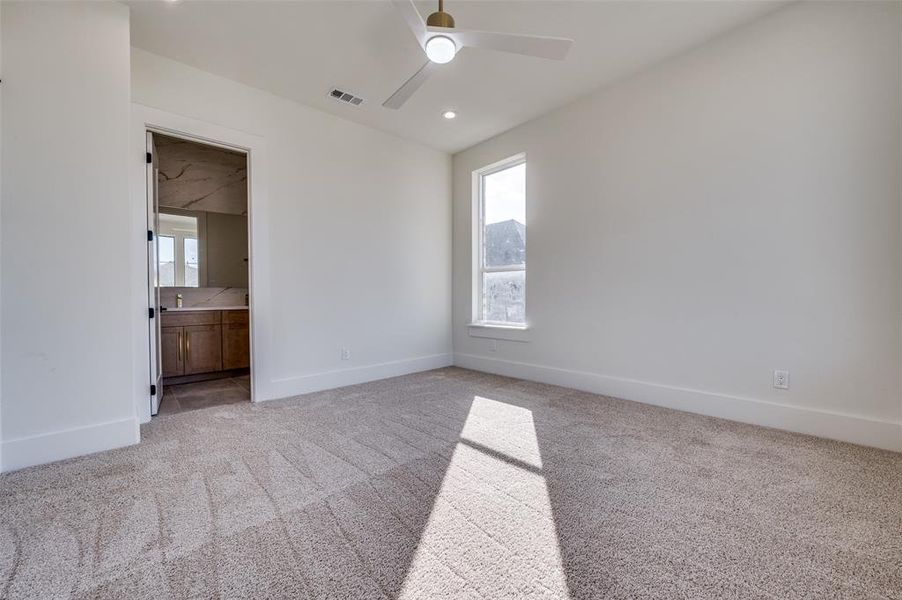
430 26 573 60
391 0 428 51
383 61 438 109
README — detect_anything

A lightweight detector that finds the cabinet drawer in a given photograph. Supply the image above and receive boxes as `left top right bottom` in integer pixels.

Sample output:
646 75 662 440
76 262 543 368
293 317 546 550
222 310 249 325
161 310 221 327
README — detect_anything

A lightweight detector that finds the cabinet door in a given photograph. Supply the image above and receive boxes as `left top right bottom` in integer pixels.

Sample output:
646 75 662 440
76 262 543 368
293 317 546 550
184 324 222 375
161 327 184 377
222 322 250 370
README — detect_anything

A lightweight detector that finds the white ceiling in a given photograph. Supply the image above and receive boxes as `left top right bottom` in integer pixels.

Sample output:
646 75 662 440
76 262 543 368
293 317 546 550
128 0 786 154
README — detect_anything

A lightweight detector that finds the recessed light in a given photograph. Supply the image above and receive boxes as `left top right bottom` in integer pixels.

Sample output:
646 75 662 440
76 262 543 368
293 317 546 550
442 110 457 120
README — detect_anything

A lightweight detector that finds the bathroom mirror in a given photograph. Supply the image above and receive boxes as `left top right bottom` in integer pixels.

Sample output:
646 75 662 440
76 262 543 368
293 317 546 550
157 208 248 289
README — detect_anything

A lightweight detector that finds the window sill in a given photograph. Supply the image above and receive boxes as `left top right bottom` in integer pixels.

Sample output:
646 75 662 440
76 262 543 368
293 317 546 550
468 323 530 343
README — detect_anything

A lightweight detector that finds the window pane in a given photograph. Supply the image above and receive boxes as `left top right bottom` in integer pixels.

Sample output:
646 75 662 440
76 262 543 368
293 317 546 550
184 237 199 287
483 270 525 324
483 162 525 268
158 236 175 287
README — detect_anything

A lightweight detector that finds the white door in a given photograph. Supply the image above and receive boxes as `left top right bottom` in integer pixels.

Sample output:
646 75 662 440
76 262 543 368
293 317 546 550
146 131 163 415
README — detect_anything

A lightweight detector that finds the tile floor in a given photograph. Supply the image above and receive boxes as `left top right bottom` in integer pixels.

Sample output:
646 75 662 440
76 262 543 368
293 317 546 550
158 374 250 415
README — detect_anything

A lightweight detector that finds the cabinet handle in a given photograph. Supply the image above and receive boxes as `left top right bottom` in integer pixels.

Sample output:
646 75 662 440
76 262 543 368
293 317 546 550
186 333 190 360
178 331 183 361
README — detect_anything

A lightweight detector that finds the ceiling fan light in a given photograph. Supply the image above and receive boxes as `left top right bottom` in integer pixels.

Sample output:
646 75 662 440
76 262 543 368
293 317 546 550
425 35 456 64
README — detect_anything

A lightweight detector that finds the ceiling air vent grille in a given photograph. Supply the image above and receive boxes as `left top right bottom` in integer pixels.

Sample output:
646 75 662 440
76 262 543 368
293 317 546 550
329 88 364 106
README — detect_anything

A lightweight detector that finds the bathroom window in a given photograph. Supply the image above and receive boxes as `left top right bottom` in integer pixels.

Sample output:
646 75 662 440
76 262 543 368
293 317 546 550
158 212 200 287
158 235 176 287
184 238 199 287
473 155 526 326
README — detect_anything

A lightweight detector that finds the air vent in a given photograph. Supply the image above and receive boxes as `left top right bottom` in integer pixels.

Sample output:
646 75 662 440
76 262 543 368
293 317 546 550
329 88 364 106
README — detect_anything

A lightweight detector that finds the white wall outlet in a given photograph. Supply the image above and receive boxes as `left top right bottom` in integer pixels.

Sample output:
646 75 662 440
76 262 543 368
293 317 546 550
489 339 498 352
773 369 789 389
340 347 351 361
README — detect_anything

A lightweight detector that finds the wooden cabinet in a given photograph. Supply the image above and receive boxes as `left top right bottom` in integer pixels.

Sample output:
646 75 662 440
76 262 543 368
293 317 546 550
222 310 250 370
161 326 184 377
184 324 222 374
160 309 248 380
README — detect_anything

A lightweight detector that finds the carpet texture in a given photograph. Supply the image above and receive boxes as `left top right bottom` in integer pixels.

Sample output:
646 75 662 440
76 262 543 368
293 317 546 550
1 367 900 599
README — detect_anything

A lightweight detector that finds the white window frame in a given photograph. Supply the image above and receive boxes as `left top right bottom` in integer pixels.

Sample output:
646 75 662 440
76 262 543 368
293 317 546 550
159 230 197 287
158 208 207 287
469 153 529 341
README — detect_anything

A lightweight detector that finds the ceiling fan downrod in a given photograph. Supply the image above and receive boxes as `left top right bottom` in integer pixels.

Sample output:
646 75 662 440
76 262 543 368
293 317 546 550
426 0 455 28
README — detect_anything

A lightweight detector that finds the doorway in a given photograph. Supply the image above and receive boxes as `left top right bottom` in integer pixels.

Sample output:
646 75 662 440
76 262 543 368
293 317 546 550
146 131 252 416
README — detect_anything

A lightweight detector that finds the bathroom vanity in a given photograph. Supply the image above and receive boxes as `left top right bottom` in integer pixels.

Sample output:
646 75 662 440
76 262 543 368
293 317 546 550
160 307 249 380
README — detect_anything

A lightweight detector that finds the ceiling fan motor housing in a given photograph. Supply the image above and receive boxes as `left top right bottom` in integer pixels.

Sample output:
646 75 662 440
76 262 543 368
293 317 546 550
426 10 454 28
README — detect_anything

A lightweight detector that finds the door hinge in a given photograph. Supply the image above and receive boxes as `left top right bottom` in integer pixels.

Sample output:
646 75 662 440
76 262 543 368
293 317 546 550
150 384 157 396
147 230 154 242
146 152 152 164
149 307 155 319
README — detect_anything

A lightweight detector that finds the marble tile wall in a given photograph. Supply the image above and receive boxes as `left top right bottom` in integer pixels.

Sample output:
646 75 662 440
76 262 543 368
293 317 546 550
156 133 248 216
159 287 248 309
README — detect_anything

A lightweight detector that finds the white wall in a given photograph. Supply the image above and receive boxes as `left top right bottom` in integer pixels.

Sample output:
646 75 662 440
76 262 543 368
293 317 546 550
452 1 902 451
1 2 137 471
131 48 452 418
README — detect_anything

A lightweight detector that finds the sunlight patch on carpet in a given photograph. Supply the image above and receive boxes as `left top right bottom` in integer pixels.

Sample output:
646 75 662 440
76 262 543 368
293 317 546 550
398 396 569 599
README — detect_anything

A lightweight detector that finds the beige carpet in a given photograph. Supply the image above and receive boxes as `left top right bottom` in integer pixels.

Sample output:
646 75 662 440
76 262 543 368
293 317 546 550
1 367 900 599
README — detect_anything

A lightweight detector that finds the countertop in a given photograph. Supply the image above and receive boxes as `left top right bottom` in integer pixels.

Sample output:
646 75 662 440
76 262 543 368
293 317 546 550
162 306 248 312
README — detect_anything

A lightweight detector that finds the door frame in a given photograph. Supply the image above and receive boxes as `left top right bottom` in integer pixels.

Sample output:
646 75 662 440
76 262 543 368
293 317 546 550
130 104 269 424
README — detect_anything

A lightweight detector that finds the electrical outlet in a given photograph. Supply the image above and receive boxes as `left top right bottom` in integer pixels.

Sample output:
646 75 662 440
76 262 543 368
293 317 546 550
340 348 351 361
773 369 789 390
489 339 498 352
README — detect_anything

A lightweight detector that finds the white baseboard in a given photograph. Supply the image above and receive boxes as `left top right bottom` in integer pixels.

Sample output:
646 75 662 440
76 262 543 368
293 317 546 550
1 417 140 473
454 353 902 453
264 353 454 401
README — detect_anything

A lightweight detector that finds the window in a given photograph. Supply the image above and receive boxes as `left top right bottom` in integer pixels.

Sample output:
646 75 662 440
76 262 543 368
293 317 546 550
158 212 200 287
158 235 176 287
184 238 199 287
474 156 526 326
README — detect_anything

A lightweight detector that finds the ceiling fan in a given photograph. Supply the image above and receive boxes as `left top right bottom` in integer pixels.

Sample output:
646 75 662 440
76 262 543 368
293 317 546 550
383 0 574 109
